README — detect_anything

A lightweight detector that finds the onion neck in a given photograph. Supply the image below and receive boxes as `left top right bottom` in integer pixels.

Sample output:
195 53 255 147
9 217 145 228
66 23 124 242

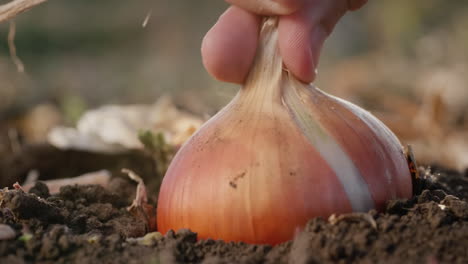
241 17 283 105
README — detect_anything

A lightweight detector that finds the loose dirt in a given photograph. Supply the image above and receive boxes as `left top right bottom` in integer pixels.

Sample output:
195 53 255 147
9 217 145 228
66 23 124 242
0 147 467 264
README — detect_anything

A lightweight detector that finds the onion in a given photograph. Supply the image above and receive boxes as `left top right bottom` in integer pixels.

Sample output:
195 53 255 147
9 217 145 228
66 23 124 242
157 18 412 245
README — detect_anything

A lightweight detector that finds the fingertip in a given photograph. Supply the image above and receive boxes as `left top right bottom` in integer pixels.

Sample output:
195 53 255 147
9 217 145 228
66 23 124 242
273 0 305 14
278 16 316 83
347 0 368 11
201 7 261 84
278 0 342 83
226 0 304 15
280 24 327 83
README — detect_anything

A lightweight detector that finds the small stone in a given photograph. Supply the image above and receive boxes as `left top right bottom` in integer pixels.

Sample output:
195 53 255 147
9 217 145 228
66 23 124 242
126 232 163 246
0 224 16 240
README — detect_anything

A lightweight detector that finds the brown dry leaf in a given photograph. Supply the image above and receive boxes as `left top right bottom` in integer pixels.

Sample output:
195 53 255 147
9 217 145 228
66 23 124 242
381 88 468 171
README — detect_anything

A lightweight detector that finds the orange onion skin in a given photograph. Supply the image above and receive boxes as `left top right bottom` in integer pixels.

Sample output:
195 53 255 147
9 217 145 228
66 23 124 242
157 18 412 245
157 95 352 244
157 91 412 245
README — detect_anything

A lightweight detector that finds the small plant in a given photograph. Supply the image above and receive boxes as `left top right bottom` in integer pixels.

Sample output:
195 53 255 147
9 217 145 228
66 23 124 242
138 130 174 177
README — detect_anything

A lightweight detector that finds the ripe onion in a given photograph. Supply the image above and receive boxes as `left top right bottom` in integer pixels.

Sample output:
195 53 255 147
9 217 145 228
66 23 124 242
157 18 412 245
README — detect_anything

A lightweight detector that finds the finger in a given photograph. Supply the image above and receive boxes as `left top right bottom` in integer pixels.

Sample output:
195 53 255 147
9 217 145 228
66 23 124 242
347 0 368 11
226 0 304 15
201 6 261 84
278 0 347 83
278 21 326 83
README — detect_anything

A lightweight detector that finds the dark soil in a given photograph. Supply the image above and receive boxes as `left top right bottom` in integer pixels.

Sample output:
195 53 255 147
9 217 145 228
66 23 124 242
1 146 468 264
0 144 158 192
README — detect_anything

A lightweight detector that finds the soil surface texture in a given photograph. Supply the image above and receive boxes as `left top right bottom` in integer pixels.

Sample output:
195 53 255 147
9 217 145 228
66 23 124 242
0 147 467 264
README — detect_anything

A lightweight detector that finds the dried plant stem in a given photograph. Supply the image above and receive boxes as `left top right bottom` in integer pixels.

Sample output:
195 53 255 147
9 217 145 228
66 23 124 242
142 9 152 28
22 170 111 194
8 21 25 72
0 0 49 23
121 168 148 210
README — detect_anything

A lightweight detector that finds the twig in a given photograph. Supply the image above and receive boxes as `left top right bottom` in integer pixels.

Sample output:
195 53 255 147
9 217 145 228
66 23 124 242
22 170 111 194
8 21 24 72
142 9 152 28
7 127 21 155
121 168 148 210
121 168 157 232
13 182 25 192
0 0 49 23
23 170 39 185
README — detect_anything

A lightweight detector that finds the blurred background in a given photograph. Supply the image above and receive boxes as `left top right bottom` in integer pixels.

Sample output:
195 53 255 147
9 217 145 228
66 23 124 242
0 0 468 169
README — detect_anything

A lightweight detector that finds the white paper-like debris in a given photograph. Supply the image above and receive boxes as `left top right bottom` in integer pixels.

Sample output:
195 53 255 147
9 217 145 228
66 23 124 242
48 96 204 153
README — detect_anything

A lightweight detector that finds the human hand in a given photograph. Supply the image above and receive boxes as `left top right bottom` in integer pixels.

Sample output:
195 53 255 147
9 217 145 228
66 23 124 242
201 0 367 84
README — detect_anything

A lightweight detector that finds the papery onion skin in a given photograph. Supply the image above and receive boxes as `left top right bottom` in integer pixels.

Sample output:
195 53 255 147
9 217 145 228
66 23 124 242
157 18 412 245
157 96 355 244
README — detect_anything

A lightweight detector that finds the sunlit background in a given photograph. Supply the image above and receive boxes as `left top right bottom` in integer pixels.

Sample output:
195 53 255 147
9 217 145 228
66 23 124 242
1 0 468 169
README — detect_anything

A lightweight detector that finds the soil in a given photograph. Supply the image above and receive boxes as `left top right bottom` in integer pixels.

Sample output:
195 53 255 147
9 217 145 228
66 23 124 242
0 145 468 264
